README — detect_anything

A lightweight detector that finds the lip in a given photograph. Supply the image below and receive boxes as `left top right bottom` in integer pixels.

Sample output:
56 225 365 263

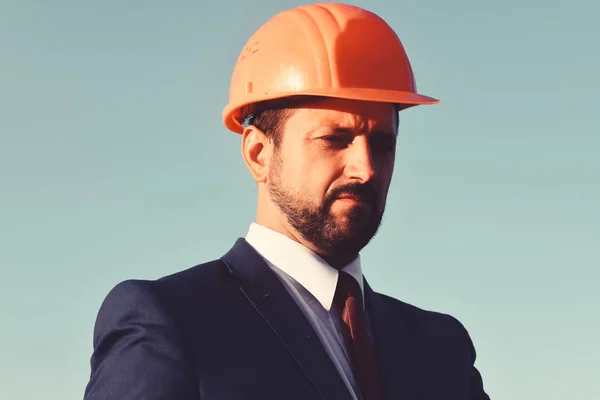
336 196 370 206
337 195 362 201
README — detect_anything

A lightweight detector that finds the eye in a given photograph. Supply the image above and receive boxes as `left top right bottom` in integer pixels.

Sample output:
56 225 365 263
384 141 396 153
371 136 397 155
322 135 351 147
324 135 345 142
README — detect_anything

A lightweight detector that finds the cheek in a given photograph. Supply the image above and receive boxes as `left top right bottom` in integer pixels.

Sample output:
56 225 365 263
381 160 395 185
286 149 339 197
376 158 395 197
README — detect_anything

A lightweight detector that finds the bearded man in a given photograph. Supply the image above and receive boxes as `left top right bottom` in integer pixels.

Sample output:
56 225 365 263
84 3 490 400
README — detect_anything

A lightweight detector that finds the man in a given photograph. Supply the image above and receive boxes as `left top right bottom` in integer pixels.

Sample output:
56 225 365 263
84 3 490 400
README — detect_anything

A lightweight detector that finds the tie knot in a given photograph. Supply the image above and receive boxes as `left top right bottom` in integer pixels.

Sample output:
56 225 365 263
333 271 363 310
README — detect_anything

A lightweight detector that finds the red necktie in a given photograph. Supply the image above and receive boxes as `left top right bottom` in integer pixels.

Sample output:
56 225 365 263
334 271 383 400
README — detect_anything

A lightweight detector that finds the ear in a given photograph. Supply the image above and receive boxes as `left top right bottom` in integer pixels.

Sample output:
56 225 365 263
241 125 272 183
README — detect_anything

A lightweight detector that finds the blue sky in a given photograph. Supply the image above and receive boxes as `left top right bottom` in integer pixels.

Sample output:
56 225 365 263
1 1 598 399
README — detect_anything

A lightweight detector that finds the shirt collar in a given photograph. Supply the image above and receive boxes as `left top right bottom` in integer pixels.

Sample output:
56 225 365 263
245 223 365 311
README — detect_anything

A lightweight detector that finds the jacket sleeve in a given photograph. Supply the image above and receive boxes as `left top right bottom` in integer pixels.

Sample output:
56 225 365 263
84 280 198 400
470 365 490 400
466 330 491 400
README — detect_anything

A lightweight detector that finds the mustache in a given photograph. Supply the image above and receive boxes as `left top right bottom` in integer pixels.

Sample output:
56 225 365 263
324 183 378 209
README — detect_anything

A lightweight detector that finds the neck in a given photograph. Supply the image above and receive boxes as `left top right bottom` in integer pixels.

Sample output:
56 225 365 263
255 198 359 269
253 222 357 270
318 250 358 270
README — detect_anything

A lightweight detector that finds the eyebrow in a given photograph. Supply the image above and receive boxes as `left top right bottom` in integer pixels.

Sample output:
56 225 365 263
371 129 398 139
330 126 397 138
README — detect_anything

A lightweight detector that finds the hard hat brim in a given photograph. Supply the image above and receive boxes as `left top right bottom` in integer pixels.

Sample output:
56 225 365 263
223 88 440 134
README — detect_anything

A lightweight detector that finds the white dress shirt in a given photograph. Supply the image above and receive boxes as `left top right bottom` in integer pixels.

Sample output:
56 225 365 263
245 222 365 400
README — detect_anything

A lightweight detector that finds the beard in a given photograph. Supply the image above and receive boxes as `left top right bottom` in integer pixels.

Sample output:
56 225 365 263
266 155 385 257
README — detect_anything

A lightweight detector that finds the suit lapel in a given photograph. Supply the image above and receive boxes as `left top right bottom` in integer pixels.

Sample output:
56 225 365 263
365 280 416 400
221 239 353 400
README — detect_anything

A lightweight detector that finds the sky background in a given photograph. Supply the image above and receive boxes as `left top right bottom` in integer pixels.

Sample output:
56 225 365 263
1 1 598 399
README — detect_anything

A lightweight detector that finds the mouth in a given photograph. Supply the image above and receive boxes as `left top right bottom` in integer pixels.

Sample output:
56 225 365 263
335 195 372 207
327 186 378 210
337 194 362 201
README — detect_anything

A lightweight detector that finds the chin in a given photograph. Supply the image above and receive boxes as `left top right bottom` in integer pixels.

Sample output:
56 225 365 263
337 208 372 226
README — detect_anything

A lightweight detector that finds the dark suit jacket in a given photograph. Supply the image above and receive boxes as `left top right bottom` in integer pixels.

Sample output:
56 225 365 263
84 239 490 400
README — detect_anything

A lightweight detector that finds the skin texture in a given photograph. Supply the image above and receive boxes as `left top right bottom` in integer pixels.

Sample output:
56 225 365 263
241 97 398 269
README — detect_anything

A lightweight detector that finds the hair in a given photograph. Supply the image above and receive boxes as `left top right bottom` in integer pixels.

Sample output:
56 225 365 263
251 108 296 147
242 95 324 147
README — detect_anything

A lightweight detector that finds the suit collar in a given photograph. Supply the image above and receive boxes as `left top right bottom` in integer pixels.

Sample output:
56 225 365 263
221 238 354 400
222 239 417 400
244 223 365 310
221 238 270 282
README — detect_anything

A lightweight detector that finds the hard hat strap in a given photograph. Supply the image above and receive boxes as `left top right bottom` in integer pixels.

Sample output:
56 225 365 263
242 113 255 130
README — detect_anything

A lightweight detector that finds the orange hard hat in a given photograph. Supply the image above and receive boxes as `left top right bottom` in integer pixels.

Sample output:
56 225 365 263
222 2 439 134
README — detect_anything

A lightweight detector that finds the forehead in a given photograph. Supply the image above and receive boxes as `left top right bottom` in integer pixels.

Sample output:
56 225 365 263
283 97 398 136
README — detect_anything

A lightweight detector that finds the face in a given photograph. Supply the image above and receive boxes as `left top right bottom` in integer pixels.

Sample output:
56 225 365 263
266 97 398 257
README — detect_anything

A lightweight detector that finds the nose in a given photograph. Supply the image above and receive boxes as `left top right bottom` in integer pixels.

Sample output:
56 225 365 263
344 136 377 183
